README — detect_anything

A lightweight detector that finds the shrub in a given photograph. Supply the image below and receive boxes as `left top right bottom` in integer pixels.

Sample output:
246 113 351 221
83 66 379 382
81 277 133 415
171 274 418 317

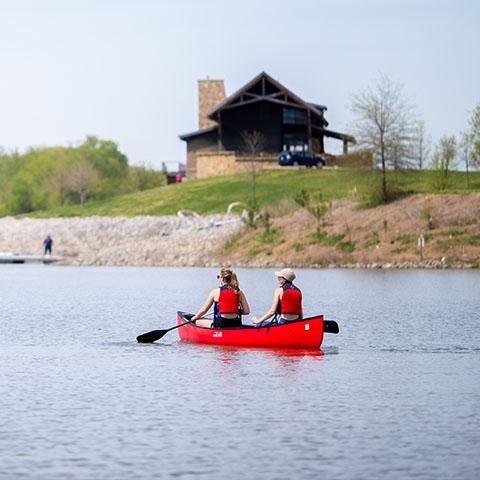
308 231 344 246
247 247 263 258
337 240 356 253
244 200 259 228
358 171 405 208
293 242 303 252
364 231 380 248
444 229 466 237
393 234 415 245
421 206 434 229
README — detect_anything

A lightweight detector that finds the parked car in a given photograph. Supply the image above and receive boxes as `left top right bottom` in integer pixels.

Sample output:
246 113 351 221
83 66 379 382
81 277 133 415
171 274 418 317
278 151 326 168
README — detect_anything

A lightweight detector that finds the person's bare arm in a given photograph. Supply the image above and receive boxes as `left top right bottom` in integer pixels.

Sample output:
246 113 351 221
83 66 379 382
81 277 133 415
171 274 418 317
239 291 250 315
252 289 281 324
192 290 216 321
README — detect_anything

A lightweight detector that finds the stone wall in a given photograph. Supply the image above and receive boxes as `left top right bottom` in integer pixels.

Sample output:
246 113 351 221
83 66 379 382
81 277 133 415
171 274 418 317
195 152 279 179
327 150 373 168
198 80 225 129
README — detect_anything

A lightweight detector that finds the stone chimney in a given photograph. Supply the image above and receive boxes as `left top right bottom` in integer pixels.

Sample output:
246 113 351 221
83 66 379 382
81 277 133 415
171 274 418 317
198 79 225 129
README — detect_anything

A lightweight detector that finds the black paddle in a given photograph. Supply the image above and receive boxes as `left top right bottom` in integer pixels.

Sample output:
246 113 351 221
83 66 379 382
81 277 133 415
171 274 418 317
323 320 339 334
137 314 195 343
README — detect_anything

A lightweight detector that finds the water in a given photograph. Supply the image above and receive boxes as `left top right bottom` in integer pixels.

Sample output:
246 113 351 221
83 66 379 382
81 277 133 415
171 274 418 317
1 266 479 480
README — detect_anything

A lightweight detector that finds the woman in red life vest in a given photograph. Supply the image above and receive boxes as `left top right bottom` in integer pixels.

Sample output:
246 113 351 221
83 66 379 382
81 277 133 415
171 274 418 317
192 268 250 328
252 268 302 326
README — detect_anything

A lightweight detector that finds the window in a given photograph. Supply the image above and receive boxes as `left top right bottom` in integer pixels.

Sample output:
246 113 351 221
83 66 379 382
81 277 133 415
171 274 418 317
283 134 308 152
283 108 307 125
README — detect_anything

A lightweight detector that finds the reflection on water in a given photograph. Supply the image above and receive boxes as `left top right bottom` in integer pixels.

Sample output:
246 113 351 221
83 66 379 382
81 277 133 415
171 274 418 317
0 266 479 480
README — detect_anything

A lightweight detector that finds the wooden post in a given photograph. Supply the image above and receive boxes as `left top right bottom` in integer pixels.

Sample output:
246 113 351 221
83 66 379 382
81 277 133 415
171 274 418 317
343 139 348 155
217 111 223 150
307 110 312 152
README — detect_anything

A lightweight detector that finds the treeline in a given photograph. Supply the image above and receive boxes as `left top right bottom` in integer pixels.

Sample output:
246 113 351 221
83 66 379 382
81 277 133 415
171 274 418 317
350 75 480 203
0 136 165 216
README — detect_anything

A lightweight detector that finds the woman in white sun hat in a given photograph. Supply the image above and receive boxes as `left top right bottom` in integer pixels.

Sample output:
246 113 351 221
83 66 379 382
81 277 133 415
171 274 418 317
252 268 303 326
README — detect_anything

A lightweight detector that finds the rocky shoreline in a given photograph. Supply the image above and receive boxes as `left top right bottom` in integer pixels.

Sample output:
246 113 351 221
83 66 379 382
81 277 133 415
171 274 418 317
0 215 244 267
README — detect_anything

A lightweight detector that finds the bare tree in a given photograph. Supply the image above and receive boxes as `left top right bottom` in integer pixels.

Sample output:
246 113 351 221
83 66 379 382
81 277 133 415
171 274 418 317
67 159 98 206
351 75 417 202
413 120 431 169
463 104 480 169
240 130 266 206
461 133 472 187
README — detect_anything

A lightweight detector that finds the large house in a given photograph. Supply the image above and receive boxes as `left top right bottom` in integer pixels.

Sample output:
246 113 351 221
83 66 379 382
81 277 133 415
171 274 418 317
179 72 355 179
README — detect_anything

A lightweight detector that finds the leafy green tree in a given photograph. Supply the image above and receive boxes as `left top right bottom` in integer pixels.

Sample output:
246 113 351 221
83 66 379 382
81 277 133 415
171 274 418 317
431 136 457 190
7 178 35 214
78 136 129 198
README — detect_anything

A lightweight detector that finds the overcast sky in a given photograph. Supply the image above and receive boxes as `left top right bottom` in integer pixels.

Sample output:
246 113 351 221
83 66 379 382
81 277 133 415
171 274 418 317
0 0 478 168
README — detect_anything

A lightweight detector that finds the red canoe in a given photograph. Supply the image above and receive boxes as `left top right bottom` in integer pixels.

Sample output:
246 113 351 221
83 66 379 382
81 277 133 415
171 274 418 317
176 311 324 349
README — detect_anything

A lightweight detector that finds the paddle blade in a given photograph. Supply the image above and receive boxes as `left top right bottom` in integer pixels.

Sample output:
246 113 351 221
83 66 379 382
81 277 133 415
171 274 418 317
323 320 339 334
136 329 168 343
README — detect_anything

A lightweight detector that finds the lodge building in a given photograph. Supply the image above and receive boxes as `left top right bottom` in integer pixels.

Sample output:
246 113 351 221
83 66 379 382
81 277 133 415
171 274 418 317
179 72 355 179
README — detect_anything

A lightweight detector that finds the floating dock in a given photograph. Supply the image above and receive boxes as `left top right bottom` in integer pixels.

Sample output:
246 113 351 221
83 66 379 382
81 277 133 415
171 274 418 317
0 253 60 264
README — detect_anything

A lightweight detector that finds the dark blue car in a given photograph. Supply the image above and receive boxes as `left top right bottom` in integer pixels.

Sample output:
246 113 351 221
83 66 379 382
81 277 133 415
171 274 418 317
278 151 326 168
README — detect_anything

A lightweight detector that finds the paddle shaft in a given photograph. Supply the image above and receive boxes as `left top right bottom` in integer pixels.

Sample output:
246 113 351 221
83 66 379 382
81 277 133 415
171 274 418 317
136 311 213 343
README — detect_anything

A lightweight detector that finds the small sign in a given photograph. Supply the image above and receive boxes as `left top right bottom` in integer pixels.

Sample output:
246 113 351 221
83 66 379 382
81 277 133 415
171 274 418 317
305 324 310 331
213 331 223 338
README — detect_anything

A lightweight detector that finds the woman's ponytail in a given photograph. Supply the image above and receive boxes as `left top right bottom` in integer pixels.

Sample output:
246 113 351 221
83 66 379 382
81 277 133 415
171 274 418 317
220 267 240 293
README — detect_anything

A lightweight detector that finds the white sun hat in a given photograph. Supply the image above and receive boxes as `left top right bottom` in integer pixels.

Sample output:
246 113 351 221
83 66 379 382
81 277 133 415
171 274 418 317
274 268 296 282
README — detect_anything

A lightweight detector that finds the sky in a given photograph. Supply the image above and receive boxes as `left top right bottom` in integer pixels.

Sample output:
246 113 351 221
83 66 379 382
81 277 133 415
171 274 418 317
0 0 478 168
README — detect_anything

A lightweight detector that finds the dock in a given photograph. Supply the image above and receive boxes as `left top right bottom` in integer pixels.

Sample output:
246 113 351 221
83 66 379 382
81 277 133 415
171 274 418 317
0 253 60 265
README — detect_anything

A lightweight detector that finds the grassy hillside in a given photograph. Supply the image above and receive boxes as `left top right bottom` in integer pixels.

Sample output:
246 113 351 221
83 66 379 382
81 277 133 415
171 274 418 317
21 168 480 218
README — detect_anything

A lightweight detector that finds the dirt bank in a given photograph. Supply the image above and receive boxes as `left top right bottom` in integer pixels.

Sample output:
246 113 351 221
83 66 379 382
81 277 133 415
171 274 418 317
219 193 480 268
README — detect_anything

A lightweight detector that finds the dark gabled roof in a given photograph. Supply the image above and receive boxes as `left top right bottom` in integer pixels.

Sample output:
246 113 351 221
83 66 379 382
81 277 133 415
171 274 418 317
178 126 217 141
206 71 327 121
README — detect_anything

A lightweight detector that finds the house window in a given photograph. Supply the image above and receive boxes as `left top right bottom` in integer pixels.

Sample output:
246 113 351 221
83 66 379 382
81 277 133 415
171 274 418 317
283 108 307 125
283 134 308 152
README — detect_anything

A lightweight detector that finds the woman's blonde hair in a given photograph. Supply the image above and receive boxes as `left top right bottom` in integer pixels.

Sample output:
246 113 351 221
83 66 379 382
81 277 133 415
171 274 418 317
220 267 240 293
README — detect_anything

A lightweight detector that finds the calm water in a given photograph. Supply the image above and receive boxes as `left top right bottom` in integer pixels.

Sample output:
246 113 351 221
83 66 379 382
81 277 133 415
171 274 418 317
0 266 479 480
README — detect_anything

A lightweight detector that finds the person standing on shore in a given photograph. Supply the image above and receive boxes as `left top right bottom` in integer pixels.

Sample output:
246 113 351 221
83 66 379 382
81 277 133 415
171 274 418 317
43 235 53 255
252 268 303 326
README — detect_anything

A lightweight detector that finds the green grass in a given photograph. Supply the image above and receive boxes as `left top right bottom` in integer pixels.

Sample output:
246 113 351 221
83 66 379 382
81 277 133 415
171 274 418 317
393 234 416 245
364 231 380 248
17 168 480 218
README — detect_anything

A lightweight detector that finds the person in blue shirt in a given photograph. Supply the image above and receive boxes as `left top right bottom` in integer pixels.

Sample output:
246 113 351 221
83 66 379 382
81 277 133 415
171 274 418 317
43 235 53 255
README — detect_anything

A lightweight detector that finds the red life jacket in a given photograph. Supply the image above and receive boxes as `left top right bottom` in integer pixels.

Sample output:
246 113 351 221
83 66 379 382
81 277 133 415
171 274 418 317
278 283 302 316
217 285 241 315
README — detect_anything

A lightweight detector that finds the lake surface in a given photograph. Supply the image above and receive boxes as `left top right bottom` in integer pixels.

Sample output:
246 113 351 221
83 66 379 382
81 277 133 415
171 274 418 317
0 266 479 480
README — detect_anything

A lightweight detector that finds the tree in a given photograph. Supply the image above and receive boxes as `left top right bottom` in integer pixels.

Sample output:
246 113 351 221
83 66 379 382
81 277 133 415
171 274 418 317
461 133 473 187
351 75 417 202
431 136 457 190
7 178 34 214
240 130 266 206
67 159 98 206
412 120 431 169
463 104 480 171
294 189 328 234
